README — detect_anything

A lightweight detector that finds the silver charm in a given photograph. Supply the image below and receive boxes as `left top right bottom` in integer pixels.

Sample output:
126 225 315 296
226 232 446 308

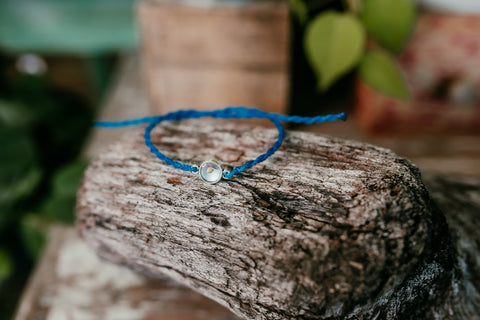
199 160 223 184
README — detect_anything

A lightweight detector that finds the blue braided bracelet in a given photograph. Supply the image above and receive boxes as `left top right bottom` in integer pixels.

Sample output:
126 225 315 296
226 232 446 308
94 106 347 184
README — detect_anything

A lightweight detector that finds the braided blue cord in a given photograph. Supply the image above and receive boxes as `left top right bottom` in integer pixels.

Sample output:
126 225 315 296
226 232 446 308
94 106 347 179
144 119 198 172
143 115 285 178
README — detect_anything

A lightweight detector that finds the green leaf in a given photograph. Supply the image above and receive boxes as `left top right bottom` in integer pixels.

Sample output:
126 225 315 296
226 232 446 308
304 11 365 91
20 214 50 259
0 100 37 129
361 0 417 53
359 49 410 100
0 128 42 212
0 128 36 180
36 160 89 224
52 160 89 198
0 249 12 284
288 0 308 24
0 166 42 209
41 195 76 223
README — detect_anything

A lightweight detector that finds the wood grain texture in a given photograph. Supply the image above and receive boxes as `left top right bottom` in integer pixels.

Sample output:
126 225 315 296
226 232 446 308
138 0 290 114
76 122 468 319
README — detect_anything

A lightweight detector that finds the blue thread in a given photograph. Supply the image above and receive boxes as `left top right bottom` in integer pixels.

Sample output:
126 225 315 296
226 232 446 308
94 106 347 180
144 120 198 172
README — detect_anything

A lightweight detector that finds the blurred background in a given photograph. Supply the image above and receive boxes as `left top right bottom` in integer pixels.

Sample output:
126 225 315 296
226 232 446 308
0 0 479 319
0 0 137 318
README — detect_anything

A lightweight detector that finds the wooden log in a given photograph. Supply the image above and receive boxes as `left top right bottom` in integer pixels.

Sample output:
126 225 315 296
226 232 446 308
76 121 474 319
138 0 290 114
14 227 240 320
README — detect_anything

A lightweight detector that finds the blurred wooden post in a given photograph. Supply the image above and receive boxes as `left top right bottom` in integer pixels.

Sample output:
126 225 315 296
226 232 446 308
138 0 290 114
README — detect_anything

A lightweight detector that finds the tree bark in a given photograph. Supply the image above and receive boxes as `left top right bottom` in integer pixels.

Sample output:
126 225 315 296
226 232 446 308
76 121 476 319
14 227 240 320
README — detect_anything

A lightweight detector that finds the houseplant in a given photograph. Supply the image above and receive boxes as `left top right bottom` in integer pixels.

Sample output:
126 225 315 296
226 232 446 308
355 0 480 134
289 0 417 100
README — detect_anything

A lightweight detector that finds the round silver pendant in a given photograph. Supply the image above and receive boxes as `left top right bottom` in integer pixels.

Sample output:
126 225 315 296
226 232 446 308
199 160 223 184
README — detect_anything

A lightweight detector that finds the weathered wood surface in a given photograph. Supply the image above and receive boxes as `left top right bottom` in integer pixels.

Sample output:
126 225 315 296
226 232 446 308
76 122 479 319
138 0 290 114
14 227 239 320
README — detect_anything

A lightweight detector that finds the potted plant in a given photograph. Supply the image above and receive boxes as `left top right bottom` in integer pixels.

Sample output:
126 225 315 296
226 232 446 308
356 0 480 134
289 0 416 101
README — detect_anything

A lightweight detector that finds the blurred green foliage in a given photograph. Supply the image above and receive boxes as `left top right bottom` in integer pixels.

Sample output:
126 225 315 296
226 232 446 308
0 0 137 54
361 0 417 54
304 10 365 91
0 0 135 317
288 0 416 99
359 49 410 100
0 250 12 285
0 56 95 318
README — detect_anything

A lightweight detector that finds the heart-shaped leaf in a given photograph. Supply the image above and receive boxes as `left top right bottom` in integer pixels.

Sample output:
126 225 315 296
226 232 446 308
361 0 417 53
304 11 365 91
359 48 410 100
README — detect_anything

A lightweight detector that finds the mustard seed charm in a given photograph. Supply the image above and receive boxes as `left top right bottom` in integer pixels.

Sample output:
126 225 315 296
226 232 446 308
199 160 223 184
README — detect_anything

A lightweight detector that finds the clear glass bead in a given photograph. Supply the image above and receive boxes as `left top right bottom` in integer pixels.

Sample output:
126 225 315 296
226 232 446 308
199 160 223 184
